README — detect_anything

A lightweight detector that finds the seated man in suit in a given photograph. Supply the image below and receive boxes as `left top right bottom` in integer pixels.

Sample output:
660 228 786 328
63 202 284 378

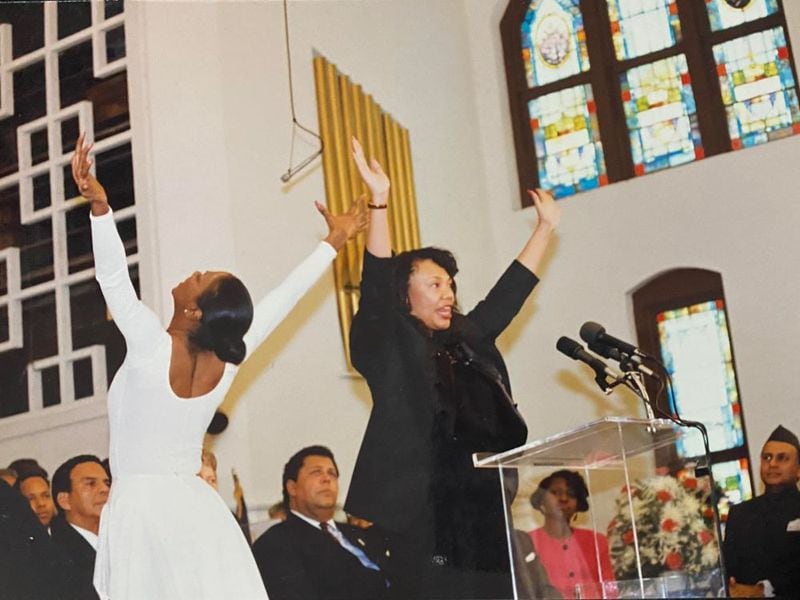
723 425 800 598
50 455 111 600
253 445 392 600
0 477 72 600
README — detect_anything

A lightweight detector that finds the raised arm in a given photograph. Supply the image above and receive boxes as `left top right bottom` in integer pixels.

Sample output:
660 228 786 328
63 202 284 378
72 132 109 217
352 137 391 258
467 189 560 340
72 133 164 356
516 189 560 274
242 199 367 359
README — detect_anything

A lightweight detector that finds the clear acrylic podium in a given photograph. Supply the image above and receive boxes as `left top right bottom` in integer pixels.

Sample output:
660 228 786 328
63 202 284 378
474 417 725 599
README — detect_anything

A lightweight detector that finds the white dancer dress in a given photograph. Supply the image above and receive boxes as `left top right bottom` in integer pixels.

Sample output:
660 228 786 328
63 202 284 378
90 209 335 599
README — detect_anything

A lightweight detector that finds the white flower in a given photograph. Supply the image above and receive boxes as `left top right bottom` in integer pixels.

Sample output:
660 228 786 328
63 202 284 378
701 543 719 566
681 494 701 515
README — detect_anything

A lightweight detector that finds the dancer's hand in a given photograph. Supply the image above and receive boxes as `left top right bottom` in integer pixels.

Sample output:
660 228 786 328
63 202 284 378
317 195 369 251
352 137 389 203
527 188 560 233
71 132 109 215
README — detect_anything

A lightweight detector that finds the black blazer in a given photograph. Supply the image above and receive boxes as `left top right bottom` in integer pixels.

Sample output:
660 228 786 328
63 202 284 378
252 513 391 600
50 515 100 600
722 487 800 595
0 480 72 600
345 250 536 534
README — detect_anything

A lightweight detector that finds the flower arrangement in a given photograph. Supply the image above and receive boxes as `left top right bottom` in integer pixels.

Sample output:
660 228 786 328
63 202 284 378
606 474 719 580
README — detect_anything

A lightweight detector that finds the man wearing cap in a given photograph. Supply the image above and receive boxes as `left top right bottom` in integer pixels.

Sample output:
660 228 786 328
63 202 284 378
723 425 800 597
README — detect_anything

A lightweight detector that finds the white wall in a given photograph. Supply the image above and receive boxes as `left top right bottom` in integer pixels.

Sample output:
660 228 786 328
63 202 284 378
4 0 799 515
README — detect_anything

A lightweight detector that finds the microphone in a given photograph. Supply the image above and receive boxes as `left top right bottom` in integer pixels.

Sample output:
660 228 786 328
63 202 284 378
587 339 656 377
556 336 620 380
580 321 644 358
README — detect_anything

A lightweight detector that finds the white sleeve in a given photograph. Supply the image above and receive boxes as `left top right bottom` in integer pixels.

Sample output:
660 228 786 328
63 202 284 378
91 209 164 358
242 241 336 360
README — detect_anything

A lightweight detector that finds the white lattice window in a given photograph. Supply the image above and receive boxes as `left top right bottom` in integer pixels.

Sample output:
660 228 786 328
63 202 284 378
0 1 135 438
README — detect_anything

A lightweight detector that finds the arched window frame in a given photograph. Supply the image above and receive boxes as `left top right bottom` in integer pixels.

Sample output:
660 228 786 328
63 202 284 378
502 0 800 206
632 267 754 511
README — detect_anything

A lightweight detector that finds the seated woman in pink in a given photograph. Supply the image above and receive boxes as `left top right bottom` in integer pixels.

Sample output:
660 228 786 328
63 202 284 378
529 470 615 599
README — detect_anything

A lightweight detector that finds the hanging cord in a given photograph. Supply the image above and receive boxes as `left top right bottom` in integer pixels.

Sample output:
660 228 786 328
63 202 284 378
280 0 323 183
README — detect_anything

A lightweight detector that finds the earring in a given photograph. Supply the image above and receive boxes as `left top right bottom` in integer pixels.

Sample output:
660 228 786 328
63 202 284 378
183 308 190 316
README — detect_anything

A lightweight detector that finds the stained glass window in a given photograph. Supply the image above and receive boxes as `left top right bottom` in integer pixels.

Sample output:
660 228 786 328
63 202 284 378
622 55 702 174
657 300 744 458
712 458 753 519
714 27 800 149
528 85 606 198
706 0 779 32
607 0 681 60
521 0 588 88
503 0 800 204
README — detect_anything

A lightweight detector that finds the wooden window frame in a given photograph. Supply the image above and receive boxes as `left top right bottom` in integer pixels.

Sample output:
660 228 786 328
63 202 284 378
631 267 754 485
501 0 800 206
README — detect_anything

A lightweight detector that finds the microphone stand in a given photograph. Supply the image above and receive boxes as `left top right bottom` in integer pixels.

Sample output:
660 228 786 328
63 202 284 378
589 351 728 596
589 361 657 424
646 359 729 597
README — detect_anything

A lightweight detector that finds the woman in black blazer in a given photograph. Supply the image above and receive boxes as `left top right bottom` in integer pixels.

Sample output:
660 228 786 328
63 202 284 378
344 138 561 599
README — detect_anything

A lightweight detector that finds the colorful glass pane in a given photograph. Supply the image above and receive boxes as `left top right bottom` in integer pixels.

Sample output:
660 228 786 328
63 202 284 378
607 0 681 61
657 300 744 458
528 85 606 198
621 54 703 174
712 458 753 521
521 0 589 88
706 0 779 32
714 27 800 150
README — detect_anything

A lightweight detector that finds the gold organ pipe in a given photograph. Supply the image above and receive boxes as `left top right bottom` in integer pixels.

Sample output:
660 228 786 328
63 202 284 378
313 55 421 368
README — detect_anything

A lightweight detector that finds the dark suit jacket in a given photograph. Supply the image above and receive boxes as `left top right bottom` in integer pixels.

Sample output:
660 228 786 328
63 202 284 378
252 512 391 600
0 479 72 600
50 515 100 600
345 250 535 535
723 487 800 595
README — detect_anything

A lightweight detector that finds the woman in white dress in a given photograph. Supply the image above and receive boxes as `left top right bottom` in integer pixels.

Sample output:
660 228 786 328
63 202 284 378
71 133 366 600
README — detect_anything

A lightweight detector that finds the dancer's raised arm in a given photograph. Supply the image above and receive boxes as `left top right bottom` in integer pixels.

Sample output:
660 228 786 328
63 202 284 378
72 132 109 216
242 198 367 358
73 133 162 356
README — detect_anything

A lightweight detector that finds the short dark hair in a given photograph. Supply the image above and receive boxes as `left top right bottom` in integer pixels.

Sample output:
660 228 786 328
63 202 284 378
11 459 49 490
282 445 338 509
190 275 253 365
392 247 459 315
9 458 47 480
51 455 107 512
530 469 590 513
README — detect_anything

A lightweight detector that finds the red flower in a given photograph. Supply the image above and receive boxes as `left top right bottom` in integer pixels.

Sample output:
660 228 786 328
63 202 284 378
699 530 713 545
661 518 678 533
702 507 714 519
656 490 672 502
622 530 634 545
665 551 683 570
682 477 698 490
